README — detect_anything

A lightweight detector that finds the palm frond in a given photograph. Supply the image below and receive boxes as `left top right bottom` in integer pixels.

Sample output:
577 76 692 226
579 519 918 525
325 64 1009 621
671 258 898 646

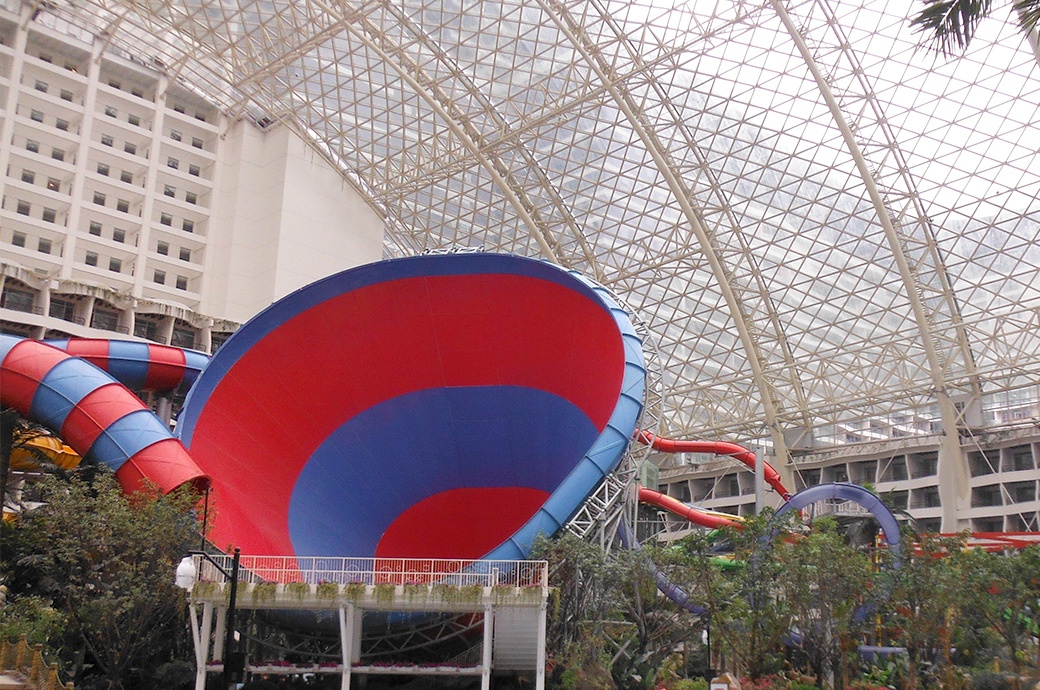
1013 0 1040 35
910 0 994 55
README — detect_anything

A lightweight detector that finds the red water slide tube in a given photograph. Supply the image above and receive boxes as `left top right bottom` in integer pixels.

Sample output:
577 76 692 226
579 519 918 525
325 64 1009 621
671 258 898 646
637 486 741 529
636 430 792 500
0 336 208 495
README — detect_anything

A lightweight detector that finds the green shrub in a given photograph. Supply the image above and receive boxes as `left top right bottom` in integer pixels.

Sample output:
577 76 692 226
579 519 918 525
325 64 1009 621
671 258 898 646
673 679 709 690
970 672 1011 690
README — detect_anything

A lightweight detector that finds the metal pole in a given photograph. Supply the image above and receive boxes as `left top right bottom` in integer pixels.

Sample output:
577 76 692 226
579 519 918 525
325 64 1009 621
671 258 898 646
754 446 765 514
199 487 210 551
223 548 240 690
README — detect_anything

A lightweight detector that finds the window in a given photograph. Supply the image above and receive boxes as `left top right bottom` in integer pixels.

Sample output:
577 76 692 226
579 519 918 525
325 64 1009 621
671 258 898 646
131 87 143 98
50 297 76 321
170 130 182 142
185 191 197 205
191 137 203 149
108 257 121 272
128 114 140 126
175 275 188 290
2 287 35 313
97 162 110 176
112 228 125 243
163 185 176 197
157 241 169 255
93 192 106 206
16 200 30 216
104 105 117 117
56 119 69 131
173 104 186 114
41 208 56 223
160 213 173 226
85 251 98 266
134 317 160 340
123 142 136 155
21 170 35 184
171 325 196 348
12 232 26 247
26 140 39 153
34 80 47 93
51 148 64 162
38 238 51 254
195 112 206 122
91 309 119 331
153 269 166 284
188 164 201 177
182 219 194 233
38 54 52 63
120 170 133 184
64 63 77 72
108 80 121 90
179 247 191 262
167 157 179 170
116 199 129 213
60 89 73 102
29 109 44 122
100 133 114 147
47 178 60 192
89 221 102 236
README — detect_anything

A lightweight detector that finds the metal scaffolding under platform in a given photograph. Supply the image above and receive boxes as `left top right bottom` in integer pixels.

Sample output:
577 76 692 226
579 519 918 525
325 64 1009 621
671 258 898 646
182 555 549 690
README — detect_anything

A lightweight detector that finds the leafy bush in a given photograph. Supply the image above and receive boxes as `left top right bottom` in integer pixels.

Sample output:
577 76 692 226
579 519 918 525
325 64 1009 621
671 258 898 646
673 679 708 690
969 672 1012 690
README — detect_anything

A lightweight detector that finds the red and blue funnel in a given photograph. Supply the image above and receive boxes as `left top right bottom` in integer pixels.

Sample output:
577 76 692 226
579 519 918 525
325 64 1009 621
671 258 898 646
177 253 646 562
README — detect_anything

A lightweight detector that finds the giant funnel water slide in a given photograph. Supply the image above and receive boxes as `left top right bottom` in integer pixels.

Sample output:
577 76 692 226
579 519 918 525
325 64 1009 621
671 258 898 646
179 253 646 563
2 254 646 567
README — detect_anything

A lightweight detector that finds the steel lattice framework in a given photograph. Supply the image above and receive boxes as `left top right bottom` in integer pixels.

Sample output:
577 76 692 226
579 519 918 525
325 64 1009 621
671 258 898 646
24 0 1040 464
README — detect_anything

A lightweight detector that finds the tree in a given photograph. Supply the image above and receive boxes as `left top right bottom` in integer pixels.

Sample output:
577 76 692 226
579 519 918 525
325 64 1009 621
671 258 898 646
910 0 1040 55
958 547 1040 690
772 517 876 690
2 472 202 690
681 516 792 681
883 530 966 690
534 533 705 690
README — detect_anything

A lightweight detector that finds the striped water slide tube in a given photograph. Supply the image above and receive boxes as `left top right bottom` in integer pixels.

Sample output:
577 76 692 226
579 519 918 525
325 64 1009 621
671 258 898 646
0 334 209 494
43 338 210 394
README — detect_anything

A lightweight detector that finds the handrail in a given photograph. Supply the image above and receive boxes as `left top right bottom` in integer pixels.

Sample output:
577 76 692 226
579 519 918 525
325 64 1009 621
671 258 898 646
192 554 548 589
0 635 73 690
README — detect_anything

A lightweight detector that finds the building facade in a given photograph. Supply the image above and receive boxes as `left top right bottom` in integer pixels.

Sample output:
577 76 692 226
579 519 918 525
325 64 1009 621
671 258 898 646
0 7 383 352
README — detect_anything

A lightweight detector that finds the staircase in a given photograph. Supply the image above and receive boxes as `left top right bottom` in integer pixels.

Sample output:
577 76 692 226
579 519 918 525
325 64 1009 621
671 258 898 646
492 607 542 671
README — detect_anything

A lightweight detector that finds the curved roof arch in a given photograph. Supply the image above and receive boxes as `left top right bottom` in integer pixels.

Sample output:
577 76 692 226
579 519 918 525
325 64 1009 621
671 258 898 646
29 0 1040 447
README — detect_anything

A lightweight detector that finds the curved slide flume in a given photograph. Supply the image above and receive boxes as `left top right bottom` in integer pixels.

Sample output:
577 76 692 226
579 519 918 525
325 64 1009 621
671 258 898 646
636 430 792 500
0 335 209 495
43 338 210 394
638 486 742 530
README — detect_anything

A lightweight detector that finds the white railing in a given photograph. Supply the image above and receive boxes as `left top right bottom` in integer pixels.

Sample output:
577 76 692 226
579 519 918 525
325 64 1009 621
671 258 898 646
193 555 548 589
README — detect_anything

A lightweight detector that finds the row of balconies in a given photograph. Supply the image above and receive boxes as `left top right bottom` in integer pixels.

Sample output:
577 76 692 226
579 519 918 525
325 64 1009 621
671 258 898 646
2 235 202 294
0 17 219 135
1 275 237 352
7 116 214 212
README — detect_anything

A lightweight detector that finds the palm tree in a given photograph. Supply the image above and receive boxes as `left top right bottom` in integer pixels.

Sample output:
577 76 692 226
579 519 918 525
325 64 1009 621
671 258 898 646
911 0 1040 54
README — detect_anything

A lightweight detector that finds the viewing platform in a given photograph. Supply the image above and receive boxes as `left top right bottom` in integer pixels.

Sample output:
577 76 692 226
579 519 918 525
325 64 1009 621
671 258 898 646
182 555 549 690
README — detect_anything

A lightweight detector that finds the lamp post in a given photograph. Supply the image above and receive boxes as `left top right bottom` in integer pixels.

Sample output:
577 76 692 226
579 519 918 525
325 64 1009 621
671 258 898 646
222 548 242 690
176 549 243 689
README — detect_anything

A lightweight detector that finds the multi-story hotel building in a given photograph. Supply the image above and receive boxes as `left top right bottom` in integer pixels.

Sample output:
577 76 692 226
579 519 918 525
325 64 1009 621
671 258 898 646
0 7 383 353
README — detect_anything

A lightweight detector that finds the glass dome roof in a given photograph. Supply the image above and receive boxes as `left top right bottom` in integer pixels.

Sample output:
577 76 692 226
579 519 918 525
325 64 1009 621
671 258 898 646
31 0 1040 453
